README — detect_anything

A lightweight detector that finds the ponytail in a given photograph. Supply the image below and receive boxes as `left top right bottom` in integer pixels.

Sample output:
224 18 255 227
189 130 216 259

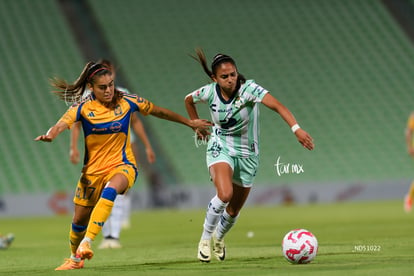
191 48 246 84
50 62 112 104
190 48 213 80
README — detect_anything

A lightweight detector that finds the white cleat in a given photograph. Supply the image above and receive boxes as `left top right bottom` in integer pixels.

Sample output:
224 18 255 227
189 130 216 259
212 232 226 261
98 238 122 249
197 239 211 262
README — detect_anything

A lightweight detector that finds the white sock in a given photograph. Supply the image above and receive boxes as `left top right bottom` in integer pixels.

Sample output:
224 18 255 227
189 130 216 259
101 215 111 238
71 254 81 262
121 194 132 228
215 210 239 240
81 237 92 244
201 195 228 240
107 195 125 239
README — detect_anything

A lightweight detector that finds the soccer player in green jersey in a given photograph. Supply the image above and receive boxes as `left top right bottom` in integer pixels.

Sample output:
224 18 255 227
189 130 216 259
185 49 314 262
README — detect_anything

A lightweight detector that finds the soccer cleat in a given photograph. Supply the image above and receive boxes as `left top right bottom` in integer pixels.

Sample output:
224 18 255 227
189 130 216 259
109 239 122 249
212 232 226 261
98 238 122 249
197 239 211 262
76 240 94 260
98 238 111 249
404 194 412 213
55 258 84 270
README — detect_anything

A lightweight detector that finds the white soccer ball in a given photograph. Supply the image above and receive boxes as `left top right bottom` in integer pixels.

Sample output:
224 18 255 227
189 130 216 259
281 228 318 264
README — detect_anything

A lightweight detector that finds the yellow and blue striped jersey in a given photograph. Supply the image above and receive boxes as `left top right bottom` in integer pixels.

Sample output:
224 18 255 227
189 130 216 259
59 92 153 175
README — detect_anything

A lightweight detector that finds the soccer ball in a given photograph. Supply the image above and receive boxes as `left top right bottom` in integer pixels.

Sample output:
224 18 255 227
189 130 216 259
281 229 318 264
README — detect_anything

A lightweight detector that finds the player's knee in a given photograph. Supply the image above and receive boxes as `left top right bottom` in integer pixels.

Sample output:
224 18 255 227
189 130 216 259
217 190 233 203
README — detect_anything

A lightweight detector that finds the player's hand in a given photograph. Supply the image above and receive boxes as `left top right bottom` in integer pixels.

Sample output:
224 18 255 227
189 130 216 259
146 146 156 164
34 134 53 142
70 148 80 164
195 128 210 141
189 119 212 133
295 129 314 150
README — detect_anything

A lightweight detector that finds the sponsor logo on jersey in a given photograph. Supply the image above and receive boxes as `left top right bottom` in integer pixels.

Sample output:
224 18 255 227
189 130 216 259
109 122 122 133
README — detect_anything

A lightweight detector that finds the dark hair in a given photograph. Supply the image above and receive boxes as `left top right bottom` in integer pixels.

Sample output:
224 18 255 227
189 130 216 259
51 61 120 107
191 48 246 84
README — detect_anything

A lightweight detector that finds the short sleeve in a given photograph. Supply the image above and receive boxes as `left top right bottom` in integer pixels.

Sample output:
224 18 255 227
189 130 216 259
241 80 269 103
134 96 154 115
58 105 78 129
186 84 212 103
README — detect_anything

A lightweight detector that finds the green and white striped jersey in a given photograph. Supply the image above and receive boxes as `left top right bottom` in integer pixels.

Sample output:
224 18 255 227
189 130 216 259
189 80 268 157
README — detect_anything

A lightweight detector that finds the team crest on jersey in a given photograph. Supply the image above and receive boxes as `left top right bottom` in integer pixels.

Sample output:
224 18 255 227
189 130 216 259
114 105 122 116
234 96 245 109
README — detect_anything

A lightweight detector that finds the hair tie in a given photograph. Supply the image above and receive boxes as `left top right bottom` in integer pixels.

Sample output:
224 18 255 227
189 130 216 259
211 54 235 70
88 67 109 81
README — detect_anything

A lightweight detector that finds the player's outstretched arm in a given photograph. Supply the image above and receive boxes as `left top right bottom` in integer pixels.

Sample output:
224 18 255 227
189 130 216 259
261 93 314 150
150 104 212 132
34 121 68 143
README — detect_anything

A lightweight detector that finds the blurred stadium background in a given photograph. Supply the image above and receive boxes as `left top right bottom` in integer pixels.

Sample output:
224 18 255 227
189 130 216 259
1 0 414 216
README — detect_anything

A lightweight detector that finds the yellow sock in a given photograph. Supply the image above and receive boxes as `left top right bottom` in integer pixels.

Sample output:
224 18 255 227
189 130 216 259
69 225 86 256
409 182 414 199
85 198 114 241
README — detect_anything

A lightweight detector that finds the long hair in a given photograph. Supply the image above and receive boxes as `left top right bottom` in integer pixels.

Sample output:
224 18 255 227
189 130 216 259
50 61 120 108
191 48 246 84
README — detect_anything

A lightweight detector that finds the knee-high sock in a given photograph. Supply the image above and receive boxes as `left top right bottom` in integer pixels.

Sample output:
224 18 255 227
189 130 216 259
102 195 125 239
121 194 132 227
215 210 239 240
69 223 87 256
201 195 228 240
85 187 117 241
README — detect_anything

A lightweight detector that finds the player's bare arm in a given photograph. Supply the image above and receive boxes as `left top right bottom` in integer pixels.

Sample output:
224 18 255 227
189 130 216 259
261 93 314 150
150 104 212 131
34 121 68 142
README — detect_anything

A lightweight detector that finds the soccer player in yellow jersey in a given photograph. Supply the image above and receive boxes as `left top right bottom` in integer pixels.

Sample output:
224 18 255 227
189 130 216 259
69 59 156 250
404 112 414 212
35 62 211 270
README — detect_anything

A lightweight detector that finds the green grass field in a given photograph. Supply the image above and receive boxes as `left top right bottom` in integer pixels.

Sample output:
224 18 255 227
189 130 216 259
0 200 413 275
